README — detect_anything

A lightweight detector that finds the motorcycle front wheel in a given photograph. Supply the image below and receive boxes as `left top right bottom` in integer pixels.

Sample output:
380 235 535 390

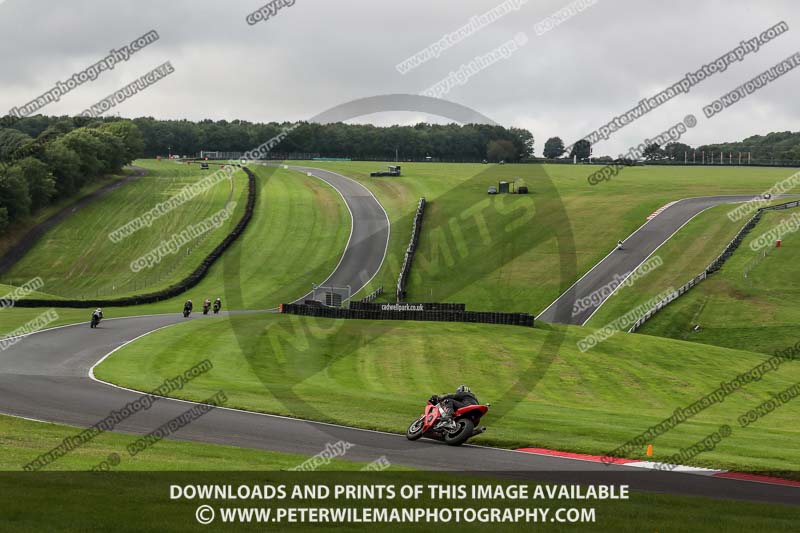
444 419 474 446
406 417 425 441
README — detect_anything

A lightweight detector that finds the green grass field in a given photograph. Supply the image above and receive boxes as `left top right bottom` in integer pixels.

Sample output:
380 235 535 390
2 412 796 531
2 160 248 299
0 162 350 335
294 161 800 315
0 413 381 471
638 208 800 354
0 169 132 259
4 160 800 483
585 203 746 328
94 313 800 474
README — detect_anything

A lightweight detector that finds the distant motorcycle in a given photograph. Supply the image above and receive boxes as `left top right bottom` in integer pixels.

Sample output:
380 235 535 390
203 300 211 315
213 299 221 314
90 314 101 328
406 398 489 446
183 301 193 318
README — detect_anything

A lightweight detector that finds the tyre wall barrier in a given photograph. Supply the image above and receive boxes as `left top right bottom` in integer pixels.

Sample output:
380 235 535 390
349 302 466 312
14 166 257 308
281 303 534 328
396 197 426 302
629 199 800 332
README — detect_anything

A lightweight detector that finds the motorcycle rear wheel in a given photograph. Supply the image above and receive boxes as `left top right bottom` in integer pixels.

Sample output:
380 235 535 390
406 417 425 441
444 419 474 446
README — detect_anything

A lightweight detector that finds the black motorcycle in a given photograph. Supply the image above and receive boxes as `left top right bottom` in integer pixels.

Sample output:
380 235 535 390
90 315 101 328
213 301 221 314
203 302 210 315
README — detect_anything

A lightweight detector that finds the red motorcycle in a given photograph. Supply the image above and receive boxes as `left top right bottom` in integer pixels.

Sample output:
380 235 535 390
406 398 489 446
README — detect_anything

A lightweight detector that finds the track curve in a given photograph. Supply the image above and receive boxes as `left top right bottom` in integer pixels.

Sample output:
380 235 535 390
0 174 797 505
537 195 798 325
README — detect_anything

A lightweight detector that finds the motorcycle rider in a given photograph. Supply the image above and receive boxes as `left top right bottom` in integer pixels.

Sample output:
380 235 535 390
91 308 103 328
617 240 624 250
183 300 193 315
203 298 211 314
430 385 479 426
213 297 222 314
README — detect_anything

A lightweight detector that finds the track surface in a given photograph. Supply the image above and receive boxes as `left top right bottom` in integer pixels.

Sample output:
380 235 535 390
537 195 794 325
1 172 797 505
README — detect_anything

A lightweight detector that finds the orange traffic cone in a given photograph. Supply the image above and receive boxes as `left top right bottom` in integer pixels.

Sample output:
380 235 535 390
647 444 653 457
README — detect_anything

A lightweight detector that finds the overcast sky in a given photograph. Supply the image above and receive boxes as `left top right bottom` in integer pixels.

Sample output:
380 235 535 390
1 0 798 155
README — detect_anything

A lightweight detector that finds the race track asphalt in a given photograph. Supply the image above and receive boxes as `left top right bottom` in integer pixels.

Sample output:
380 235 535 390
537 195 795 325
1 170 797 506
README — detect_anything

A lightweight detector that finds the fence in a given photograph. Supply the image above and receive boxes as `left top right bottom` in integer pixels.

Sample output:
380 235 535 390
13 166 257 308
280 302 533 328
397 197 426 302
628 199 800 332
357 286 384 304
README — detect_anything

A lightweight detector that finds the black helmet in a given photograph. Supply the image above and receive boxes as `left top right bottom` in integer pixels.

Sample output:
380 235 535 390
457 385 471 394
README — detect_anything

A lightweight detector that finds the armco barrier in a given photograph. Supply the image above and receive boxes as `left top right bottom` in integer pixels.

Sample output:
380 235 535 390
629 199 800 332
281 303 533 328
13 166 257 308
359 286 383 303
396 197 426 302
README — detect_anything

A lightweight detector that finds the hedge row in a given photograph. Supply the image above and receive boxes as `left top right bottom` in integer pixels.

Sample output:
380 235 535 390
396 197 426 302
280 303 534 328
13 166 257 308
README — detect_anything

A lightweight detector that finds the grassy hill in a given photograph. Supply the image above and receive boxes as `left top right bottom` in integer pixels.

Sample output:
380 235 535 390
292 161 800 315
638 208 800 354
1 160 247 299
95 313 800 474
0 162 350 334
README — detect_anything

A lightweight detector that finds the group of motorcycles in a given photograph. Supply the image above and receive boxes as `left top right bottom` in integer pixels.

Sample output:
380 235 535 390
89 297 223 328
183 298 222 318
89 299 488 446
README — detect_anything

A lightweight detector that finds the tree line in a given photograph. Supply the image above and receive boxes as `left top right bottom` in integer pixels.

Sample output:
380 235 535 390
7 115 534 163
0 119 143 232
542 133 800 165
